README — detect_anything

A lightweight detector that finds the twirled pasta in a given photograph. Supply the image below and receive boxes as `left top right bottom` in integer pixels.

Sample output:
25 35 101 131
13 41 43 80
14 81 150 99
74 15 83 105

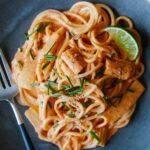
12 2 145 150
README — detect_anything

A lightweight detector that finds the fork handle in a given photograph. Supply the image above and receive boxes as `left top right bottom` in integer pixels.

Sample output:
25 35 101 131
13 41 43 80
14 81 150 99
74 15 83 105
19 123 35 150
9 99 35 150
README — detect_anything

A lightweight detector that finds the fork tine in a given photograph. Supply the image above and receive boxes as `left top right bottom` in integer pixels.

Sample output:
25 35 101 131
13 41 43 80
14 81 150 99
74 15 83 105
0 64 9 88
0 73 4 88
0 48 13 86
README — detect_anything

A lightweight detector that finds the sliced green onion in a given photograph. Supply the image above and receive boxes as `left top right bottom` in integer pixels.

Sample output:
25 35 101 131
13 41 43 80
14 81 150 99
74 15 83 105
48 101 52 109
37 22 50 33
44 83 55 94
102 95 110 106
68 112 75 118
48 80 58 87
84 77 90 83
44 55 57 60
95 67 105 78
42 61 50 70
30 82 40 87
29 50 35 60
89 130 101 143
68 87 83 96
53 123 58 129
80 78 85 89
61 102 70 110
46 42 55 54
53 88 66 94
127 88 135 93
82 100 92 107
53 68 62 79
66 76 74 88
48 80 68 88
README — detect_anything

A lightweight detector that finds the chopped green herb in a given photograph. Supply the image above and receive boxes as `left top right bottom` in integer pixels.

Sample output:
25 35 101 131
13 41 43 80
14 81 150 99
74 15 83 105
24 22 50 40
95 67 105 78
42 61 50 70
53 123 58 129
44 83 55 94
48 80 68 88
68 87 83 96
44 55 57 60
127 88 135 93
68 112 75 118
80 78 85 89
102 95 110 106
53 88 66 94
48 80 58 87
46 42 55 54
37 22 50 33
53 68 62 79
66 76 74 88
84 77 90 83
61 102 70 110
82 100 92 107
30 82 40 87
89 130 101 143
29 50 35 60
47 101 52 109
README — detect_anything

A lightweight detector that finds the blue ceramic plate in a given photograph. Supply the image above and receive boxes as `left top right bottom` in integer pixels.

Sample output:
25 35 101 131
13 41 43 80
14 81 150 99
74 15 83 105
0 0 149 150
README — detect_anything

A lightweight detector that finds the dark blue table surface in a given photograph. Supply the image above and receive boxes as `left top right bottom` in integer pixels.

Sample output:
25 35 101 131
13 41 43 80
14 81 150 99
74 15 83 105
0 0 150 150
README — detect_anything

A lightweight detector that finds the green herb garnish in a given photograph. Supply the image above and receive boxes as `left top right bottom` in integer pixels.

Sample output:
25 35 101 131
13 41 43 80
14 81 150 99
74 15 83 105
68 87 83 96
24 22 50 40
48 80 58 87
42 61 50 70
30 82 40 87
80 78 85 88
53 88 66 94
89 130 101 143
66 76 74 88
68 112 75 118
61 102 70 110
82 100 92 107
36 22 50 33
29 50 35 60
44 54 57 60
53 68 62 79
48 80 68 88
44 83 55 94
102 95 110 106
53 123 58 129
46 42 55 55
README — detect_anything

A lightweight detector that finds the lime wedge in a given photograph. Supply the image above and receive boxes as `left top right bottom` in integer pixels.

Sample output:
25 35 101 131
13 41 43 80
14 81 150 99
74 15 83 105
104 26 139 61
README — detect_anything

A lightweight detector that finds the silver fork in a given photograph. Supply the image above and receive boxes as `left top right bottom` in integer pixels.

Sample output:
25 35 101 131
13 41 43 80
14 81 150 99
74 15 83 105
0 48 35 150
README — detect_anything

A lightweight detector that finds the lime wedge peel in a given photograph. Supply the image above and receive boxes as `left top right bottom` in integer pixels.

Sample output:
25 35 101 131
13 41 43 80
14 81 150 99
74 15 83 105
104 26 139 61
